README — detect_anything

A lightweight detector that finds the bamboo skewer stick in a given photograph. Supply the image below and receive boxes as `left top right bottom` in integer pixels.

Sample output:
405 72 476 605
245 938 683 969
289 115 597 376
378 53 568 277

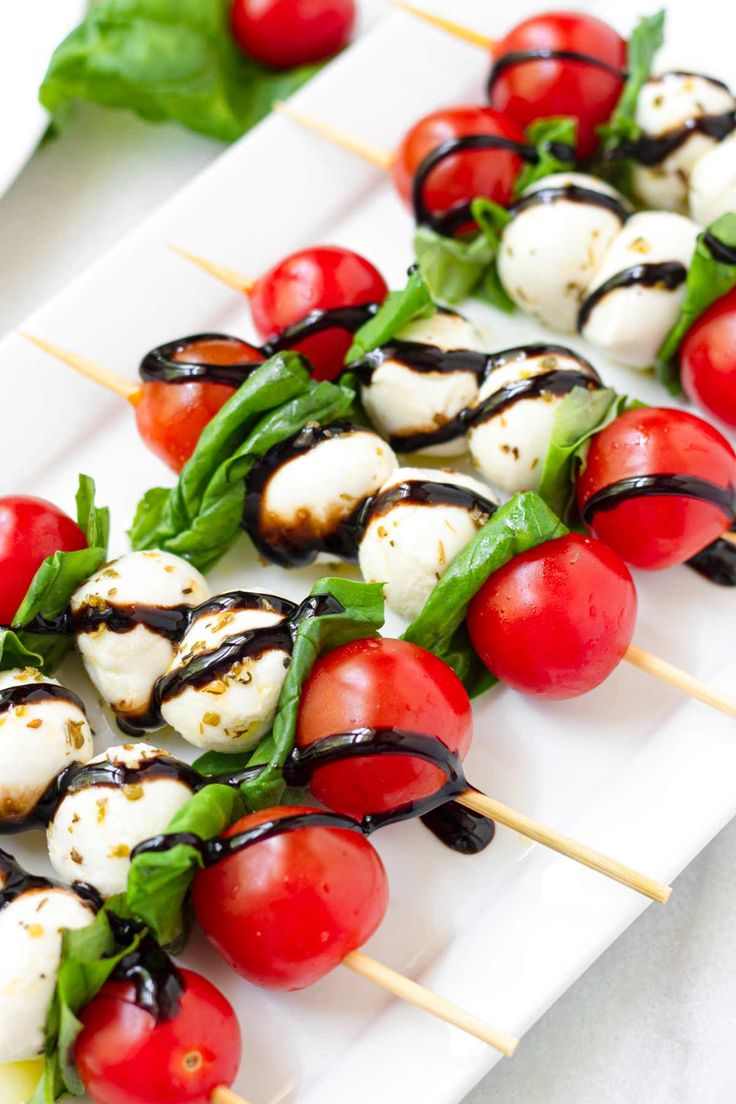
20 333 142 404
211 1089 252 1104
170 245 255 295
625 644 736 718
273 102 394 170
342 950 518 1054
722 531 736 546
390 0 496 51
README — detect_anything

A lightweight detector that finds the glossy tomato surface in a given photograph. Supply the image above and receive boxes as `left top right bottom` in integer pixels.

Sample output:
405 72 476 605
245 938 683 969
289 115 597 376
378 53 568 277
489 12 626 159
467 533 637 698
231 0 355 68
577 407 736 569
296 637 472 818
0 496 87 623
75 969 241 1104
193 806 388 990
680 288 736 426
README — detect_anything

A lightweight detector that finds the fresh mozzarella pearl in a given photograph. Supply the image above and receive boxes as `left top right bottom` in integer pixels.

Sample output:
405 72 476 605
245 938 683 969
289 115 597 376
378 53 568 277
632 73 736 211
0 668 93 824
160 596 292 752
0 884 94 1062
689 131 736 225
580 211 699 368
47 743 195 898
498 173 628 333
467 347 600 494
359 310 486 457
358 467 497 621
72 551 209 728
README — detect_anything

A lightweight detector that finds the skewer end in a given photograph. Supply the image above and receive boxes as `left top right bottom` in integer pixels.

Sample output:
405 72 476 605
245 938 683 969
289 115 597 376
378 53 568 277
169 244 254 294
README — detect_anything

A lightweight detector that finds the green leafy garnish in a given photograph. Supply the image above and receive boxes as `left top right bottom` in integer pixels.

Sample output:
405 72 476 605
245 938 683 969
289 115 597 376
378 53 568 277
129 352 355 571
402 493 567 696
514 116 577 195
40 0 322 143
346 268 434 362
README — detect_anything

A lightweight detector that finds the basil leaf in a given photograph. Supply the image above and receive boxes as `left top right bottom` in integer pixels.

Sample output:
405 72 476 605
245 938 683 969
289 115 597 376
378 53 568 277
345 268 434 362
413 224 498 304
657 214 736 390
470 198 516 312
126 783 243 947
514 116 577 195
402 493 567 695
40 0 321 143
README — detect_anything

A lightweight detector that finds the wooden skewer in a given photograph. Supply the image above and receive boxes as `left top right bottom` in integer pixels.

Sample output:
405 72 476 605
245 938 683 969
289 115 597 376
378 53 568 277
20 333 142 405
390 0 496 51
211 1088 252 1104
342 949 518 1054
457 791 670 904
722 530 736 546
624 643 736 719
273 101 394 171
170 245 255 295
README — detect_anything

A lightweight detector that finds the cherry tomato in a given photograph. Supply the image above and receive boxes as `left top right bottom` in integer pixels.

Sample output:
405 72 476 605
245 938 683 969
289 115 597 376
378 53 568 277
489 12 626 159
467 533 637 698
0 496 87 623
249 245 387 381
231 0 355 69
193 806 388 990
391 106 525 221
135 338 263 472
577 407 736 569
680 288 736 427
75 969 241 1104
296 638 472 819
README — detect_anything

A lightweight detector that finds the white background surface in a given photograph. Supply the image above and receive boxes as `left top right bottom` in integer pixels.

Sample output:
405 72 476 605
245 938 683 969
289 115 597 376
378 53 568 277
1 3 735 1103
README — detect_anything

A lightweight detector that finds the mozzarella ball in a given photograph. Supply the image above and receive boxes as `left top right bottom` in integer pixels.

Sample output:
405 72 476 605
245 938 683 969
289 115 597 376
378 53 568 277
467 347 601 494
632 73 736 212
0 668 93 826
0 883 94 1061
47 743 195 898
72 551 209 730
580 211 699 368
160 595 292 752
359 310 486 457
689 130 736 225
247 425 398 565
498 173 628 333
358 467 497 620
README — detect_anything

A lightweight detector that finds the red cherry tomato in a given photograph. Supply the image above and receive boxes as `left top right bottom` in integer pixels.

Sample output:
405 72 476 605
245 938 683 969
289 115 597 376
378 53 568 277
75 969 241 1104
577 407 736 569
391 106 525 220
193 806 388 991
231 0 355 69
296 638 472 819
680 288 736 427
249 246 387 381
467 533 637 698
0 496 87 623
135 338 263 472
489 12 626 159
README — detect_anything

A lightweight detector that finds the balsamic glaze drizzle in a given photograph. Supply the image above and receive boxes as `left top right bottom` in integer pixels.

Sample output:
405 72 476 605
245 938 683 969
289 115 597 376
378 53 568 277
108 912 185 1022
468 367 601 428
0 849 52 907
487 48 625 96
72 602 191 643
363 480 497 529
507 183 631 224
581 474 736 526
703 232 736 266
0 682 86 716
577 262 687 332
604 106 736 167
688 534 736 586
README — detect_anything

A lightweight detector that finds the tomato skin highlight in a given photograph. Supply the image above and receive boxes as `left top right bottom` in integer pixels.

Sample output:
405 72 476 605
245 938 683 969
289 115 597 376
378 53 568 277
231 0 355 69
296 638 473 819
0 496 87 623
193 806 388 991
489 12 626 159
75 969 241 1104
392 106 525 217
577 407 736 569
680 288 736 427
467 533 637 699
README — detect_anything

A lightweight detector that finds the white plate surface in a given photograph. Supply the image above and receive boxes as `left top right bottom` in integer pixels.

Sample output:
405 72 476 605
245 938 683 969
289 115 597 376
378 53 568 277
3 2 736 1102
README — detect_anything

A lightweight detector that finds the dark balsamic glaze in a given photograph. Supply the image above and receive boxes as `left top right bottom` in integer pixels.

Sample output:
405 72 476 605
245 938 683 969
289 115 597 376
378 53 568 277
0 681 86 716
469 366 601 428
263 303 379 354
703 232 736 266
107 912 184 1021
72 602 191 643
580 473 736 526
577 262 687 332
0 848 100 914
507 183 631 224
362 480 497 530
421 802 495 854
487 48 625 96
688 533 736 586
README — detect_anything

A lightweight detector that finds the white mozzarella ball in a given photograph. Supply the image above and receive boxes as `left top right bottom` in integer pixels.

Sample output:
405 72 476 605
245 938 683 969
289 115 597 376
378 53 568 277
358 467 497 621
160 597 292 752
47 743 195 898
689 130 736 225
0 885 95 1061
498 173 628 333
0 668 93 825
632 73 736 211
580 211 699 368
467 347 600 494
360 310 486 457
72 551 209 728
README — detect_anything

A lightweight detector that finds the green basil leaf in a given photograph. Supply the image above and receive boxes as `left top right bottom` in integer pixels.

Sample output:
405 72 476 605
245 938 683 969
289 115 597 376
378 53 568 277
402 493 567 695
514 116 577 195
657 214 736 390
470 198 516 312
40 0 321 143
413 224 497 304
345 268 434 362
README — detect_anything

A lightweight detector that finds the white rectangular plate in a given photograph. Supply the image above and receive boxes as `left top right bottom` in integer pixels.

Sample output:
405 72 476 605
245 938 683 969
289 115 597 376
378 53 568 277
4 2 735 1102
